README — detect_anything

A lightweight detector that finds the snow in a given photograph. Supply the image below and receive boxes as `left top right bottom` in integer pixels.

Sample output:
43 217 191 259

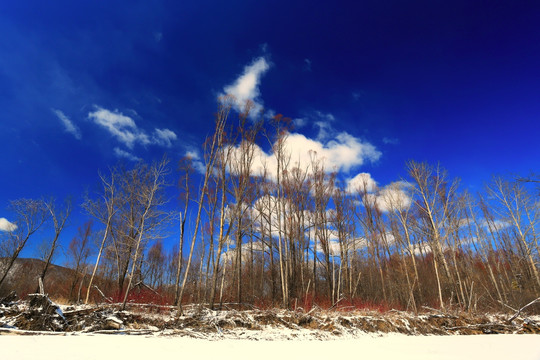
0 334 539 360
105 315 123 325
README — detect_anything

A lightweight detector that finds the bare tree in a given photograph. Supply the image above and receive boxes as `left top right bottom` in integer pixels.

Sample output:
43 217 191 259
207 126 235 309
407 161 459 310
177 98 233 313
268 114 293 307
108 161 170 298
310 154 336 305
67 221 94 302
282 165 311 304
82 168 119 304
355 180 389 304
121 158 170 310
382 181 419 311
487 177 540 290
145 240 166 289
173 157 193 305
228 100 260 304
331 183 355 303
0 199 48 290
36 198 71 292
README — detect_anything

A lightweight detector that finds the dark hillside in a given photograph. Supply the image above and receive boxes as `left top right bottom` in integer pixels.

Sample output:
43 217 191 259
0 258 76 299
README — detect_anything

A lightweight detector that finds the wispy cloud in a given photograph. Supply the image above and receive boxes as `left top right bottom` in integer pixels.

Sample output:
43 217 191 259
113 147 141 162
292 118 307 129
480 219 511 231
221 57 270 116
352 91 364 101
314 111 336 122
88 107 177 149
314 121 334 141
383 137 399 145
303 58 312 72
52 109 81 139
312 111 337 140
0 217 17 232
88 107 147 148
152 128 177 148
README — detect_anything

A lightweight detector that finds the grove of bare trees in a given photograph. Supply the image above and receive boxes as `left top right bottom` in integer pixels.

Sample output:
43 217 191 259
1 100 538 313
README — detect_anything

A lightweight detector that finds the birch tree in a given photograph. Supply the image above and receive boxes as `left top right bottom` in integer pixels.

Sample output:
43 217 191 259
177 97 233 313
83 169 119 304
121 158 170 310
407 161 459 310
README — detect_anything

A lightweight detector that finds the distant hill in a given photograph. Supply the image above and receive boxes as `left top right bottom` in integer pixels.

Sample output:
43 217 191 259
0 258 77 299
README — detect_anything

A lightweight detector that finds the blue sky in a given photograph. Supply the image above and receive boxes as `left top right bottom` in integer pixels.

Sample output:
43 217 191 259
1 1 539 259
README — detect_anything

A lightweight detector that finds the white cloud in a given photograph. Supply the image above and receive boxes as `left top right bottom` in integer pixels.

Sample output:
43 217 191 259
457 217 473 229
346 172 377 193
234 131 380 181
251 194 302 239
221 57 270 116
376 182 412 212
184 149 206 174
347 177 412 213
152 128 177 147
481 219 511 231
412 242 433 256
327 238 341 256
88 107 177 150
113 147 141 162
0 218 17 232
220 241 266 263
185 150 200 160
52 109 81 139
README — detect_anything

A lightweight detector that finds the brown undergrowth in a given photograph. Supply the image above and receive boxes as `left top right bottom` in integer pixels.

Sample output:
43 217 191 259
1 292 539 338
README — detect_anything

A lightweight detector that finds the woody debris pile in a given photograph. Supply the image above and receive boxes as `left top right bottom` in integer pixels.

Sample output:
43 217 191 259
1 292 539 339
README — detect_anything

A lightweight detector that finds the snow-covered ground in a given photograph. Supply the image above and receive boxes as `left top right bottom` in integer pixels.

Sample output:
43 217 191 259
1 334 539 360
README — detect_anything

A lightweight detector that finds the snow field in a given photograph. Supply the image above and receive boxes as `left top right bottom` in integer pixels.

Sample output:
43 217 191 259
1 334 539 360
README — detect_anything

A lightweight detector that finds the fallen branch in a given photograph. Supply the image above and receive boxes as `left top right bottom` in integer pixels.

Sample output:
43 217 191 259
132 281 162 297
94 302 176 311
221 302 256 311
93 285 113 304
307 304 321 316
87 329 157 335
445 323 514 332
421 306 444 314
509 297 540 322
0 328 66 336
62 307 100 317
328 296 345 311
